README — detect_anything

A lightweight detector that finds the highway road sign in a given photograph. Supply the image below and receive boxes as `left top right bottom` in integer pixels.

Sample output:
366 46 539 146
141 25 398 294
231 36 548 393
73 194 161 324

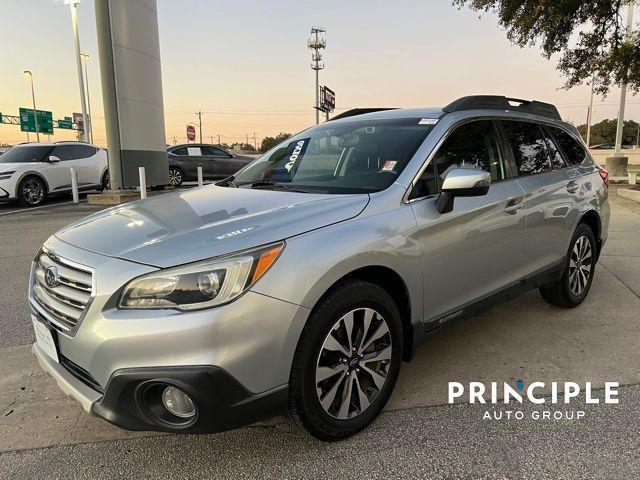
19 107 54 135
57 118 73 129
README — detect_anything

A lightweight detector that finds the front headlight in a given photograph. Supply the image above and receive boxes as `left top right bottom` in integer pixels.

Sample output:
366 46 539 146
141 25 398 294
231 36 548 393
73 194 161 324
119 243 283 310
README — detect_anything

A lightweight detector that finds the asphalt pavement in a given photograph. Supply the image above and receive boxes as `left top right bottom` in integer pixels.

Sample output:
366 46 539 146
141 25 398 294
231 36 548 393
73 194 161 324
1 185 639 479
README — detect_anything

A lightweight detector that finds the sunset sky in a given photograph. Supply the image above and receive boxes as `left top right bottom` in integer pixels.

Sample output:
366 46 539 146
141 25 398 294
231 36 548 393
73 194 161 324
1 0 639 147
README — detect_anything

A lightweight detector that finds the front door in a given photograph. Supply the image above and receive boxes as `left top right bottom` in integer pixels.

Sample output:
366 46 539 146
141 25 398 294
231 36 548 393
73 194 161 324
409 119 528 323
46 145 77 192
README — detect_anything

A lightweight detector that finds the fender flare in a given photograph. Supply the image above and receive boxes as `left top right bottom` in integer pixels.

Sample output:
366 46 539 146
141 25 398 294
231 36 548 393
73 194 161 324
14 171 50 198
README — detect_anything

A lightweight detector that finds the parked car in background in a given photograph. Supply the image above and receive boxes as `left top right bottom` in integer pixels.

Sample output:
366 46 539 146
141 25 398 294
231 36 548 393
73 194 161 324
166 144 254 186
0 142 108 207
590 143 633 150
30 96 610 440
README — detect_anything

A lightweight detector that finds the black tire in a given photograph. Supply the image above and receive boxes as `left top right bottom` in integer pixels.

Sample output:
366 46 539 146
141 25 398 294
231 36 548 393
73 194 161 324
100 170 110 191
168 167 184 187
17 176 46 207
539 223 597 308
289 280 403 441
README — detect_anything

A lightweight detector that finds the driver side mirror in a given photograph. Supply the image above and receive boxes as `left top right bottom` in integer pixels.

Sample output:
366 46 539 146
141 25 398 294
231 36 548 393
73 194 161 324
435 167 491 214
48 155 61 163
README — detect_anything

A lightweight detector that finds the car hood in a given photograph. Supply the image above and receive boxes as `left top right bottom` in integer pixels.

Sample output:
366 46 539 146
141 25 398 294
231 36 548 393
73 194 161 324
55 185 369 267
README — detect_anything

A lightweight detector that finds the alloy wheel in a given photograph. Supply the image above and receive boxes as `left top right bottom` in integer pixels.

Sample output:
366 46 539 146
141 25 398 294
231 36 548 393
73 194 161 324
568 235 593 296
168 168 183 186
315 307 392 420
22 178 44 205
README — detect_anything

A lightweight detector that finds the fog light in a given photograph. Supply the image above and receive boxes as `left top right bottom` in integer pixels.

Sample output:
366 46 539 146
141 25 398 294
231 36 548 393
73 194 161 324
161 386 196 418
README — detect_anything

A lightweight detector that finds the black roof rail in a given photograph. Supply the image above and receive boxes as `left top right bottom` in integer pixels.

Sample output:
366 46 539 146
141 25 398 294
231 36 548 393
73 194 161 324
327 108 398 122
442 95 562 121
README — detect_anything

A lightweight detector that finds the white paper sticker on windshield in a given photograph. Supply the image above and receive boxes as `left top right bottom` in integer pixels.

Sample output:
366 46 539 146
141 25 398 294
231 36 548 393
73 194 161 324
381 160 397 172
418 118 438 125
187 147 201 156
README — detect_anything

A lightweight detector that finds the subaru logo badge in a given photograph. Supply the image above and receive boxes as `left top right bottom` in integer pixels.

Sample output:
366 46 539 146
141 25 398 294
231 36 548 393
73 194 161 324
44 266 60 288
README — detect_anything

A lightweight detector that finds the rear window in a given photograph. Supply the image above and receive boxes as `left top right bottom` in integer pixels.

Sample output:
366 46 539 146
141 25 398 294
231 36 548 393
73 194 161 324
548 126 587 165
0 145 50 163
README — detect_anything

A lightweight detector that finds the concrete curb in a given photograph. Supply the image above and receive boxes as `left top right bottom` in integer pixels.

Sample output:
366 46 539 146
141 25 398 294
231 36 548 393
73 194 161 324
617 187 640 204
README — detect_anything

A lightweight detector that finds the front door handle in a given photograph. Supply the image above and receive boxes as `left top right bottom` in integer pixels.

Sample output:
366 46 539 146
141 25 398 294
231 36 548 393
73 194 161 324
505 198 524 215
566 181 579 194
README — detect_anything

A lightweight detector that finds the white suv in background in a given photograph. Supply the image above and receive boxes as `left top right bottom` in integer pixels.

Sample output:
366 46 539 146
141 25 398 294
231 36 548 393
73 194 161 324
0 142 109 207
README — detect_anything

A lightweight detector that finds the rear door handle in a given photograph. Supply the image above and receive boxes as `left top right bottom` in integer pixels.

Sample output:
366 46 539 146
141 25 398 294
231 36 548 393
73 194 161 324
505 198 524 215
566 181 579 194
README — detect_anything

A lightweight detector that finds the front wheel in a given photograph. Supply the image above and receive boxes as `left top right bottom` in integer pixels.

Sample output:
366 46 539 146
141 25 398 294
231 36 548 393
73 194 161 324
289 280 402 441
168 167 184 187
18 176 46 207
539 223 597 308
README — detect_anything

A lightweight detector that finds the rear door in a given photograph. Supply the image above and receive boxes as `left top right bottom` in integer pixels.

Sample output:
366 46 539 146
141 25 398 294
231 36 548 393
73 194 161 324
200 146 240 178
409 119 528 322
499 120 580 274
169 146 199 178
45 145 76 192
69 144 101 187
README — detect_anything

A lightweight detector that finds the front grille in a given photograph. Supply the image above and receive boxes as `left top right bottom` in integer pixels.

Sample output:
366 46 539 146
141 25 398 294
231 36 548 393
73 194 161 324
30 249 94 333
60 355 104 393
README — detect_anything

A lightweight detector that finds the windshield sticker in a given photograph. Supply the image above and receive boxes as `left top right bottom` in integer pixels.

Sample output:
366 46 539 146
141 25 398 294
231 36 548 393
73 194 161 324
284 138 310 173
380 160 397 172
418 118 438 125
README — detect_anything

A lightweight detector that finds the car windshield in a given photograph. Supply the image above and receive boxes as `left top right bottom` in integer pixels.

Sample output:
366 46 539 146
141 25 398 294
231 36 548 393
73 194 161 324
231 118 434 194
0 145 50 163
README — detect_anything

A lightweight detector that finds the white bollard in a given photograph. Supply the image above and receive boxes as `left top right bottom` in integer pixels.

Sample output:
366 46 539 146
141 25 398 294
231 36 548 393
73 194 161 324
139 166 147 199
70 167 79 204
197 166 203 187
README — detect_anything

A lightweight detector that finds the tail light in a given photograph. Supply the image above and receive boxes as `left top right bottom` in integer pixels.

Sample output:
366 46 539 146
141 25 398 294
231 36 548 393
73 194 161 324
597 165 609 188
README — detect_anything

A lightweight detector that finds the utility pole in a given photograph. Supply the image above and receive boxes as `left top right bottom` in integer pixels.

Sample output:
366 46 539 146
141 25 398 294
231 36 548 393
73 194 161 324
586 73 595 147
23 70 40 142
81 53 93 143
614 2 634 156
307 27 326 125
217 134 221 145
65 0 89 142
196 110 203 143
245 133 249 146
252 132 257 150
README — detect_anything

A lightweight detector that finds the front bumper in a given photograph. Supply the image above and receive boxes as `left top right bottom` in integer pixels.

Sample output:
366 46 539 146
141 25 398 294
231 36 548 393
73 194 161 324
33 343 288 433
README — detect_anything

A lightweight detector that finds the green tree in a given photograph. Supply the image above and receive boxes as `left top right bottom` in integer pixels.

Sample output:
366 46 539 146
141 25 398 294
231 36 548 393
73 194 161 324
260 133 292 153
576 118 640 145
454 0 640 95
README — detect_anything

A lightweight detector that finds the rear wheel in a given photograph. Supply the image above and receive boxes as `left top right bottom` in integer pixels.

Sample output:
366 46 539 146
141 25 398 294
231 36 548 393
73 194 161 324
289 280 402 441
539 223 597 308
18 176 46 207
168 167 183 187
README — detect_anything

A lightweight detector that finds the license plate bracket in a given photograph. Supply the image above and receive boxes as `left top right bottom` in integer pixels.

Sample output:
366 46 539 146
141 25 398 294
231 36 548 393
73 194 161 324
32 315 59 363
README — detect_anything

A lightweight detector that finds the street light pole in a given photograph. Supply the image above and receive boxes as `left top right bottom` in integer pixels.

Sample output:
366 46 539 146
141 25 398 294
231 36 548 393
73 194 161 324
586 73 595 148
614 2 634 156
81 53 93 144
65 0 89 142
196 110 203 143
23 70 40 142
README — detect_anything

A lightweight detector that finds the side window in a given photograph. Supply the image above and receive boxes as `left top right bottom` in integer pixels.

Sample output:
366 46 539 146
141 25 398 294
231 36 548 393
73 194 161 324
541 127 566 170
70 145 97 159
501 121 551 176
202 146 231 157
170 147 189 156
50 146 73 161
409 120 504 200
548 126 587 166
433 120 505 184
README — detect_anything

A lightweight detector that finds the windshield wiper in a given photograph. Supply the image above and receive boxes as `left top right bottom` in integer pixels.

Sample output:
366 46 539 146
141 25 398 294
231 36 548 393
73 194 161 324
248 181 309 193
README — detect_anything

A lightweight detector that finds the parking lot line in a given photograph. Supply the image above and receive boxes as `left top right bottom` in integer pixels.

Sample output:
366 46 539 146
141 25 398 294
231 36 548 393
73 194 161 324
0 200 85 217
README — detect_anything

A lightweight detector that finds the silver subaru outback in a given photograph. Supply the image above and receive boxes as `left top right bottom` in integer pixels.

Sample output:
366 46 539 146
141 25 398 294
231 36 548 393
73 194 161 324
30 96 610 440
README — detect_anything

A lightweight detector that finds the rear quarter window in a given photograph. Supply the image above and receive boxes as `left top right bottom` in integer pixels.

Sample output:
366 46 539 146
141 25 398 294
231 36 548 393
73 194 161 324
548 127 587 166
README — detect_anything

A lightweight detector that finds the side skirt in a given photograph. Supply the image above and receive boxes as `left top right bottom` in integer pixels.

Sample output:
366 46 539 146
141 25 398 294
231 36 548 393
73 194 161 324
410 261 564 355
